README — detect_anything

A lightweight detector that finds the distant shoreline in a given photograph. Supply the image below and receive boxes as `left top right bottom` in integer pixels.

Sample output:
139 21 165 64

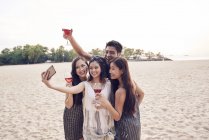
167 56 209 61
1 59 209 67
128 55 209 61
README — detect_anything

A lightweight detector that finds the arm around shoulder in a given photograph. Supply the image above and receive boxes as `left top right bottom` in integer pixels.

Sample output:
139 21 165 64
134 81 144 105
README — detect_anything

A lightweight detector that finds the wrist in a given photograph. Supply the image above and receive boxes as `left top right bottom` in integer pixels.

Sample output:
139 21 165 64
106 102 111 110
67 35 73 40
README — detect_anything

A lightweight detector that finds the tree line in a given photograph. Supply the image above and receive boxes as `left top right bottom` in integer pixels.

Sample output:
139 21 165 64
0 45 77 65
0 44 167 66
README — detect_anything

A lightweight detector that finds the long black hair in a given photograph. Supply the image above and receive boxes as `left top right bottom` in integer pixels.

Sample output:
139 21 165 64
110 57 136 115
88 56 109 83
71 57 88 105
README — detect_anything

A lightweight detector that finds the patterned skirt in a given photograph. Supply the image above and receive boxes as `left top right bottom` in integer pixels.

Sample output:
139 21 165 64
63 105 83 140
115 112 141 140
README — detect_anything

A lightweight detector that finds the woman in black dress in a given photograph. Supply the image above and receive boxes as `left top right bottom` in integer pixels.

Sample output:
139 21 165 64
96 57 144 140
64 57 88 140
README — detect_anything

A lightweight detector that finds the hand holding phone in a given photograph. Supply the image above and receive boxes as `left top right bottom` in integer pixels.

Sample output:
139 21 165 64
46 65 56 80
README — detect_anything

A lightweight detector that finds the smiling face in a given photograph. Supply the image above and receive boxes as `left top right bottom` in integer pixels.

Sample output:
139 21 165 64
109 62 123 80
89 61 101 79
104 46 120 63
75 59 88 79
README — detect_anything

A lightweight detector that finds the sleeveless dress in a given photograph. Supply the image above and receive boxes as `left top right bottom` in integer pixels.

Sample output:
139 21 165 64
115 96 141 140
83 81 115 140
63 94 83 140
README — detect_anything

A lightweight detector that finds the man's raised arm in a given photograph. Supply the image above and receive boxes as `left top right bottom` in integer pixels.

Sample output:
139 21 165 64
63 29 92 61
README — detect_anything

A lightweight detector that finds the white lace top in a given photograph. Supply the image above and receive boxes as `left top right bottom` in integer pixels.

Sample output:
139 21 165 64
82 80 114 139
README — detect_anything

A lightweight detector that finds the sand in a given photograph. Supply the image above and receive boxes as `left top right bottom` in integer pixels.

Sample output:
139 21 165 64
0 60 209 140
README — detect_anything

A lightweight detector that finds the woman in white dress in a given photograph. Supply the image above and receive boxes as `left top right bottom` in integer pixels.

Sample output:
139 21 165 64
42 56 115 140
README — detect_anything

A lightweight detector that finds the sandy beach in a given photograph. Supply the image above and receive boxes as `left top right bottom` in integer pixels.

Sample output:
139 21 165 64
0 60 209 140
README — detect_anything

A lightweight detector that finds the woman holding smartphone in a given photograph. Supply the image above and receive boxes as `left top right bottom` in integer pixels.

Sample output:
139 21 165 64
42 56 115 140
64 57 88 140
43 57 88 140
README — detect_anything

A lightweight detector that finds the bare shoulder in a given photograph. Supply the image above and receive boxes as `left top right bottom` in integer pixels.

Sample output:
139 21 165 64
116 87 126 93
115 87 126 103
115 87 126 97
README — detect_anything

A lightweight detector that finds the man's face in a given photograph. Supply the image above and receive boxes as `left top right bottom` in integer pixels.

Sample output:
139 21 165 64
105 46 120 63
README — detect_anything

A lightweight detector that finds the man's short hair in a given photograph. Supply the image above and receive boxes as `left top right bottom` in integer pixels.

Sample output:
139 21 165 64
106 40 123 53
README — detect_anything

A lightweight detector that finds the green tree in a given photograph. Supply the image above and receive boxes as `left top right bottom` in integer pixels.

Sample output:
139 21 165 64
18 44 48 64
0 54 3 65
34 45 48 63
0 48 12 64
22 44 31 64
62 49 77 62
10 46 24 64
123 48 135 59
49 48 56 62
90 48 103 56
156 52 164 59
134 49 144 56
55 46 65 62
145 51 155 60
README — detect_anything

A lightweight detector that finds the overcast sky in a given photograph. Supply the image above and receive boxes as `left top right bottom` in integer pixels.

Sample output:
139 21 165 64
0 0 209 58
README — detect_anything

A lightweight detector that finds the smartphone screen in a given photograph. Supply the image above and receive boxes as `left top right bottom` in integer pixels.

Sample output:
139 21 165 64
46 65 56 80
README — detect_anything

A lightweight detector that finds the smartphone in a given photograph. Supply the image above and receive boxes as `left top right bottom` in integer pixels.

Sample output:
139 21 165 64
46 65 56 80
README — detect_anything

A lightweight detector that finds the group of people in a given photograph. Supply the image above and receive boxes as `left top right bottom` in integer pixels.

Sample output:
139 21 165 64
41 29 144 140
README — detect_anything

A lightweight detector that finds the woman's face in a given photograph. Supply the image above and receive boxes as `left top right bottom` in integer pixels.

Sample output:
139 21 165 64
109 62 123 80
89 61 101 79
75 59 88 78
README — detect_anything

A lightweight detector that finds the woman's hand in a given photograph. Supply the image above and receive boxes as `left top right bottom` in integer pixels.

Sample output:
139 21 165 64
66 82 72 87
63 29 73 40
95 93 110 110
41 71 52 88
